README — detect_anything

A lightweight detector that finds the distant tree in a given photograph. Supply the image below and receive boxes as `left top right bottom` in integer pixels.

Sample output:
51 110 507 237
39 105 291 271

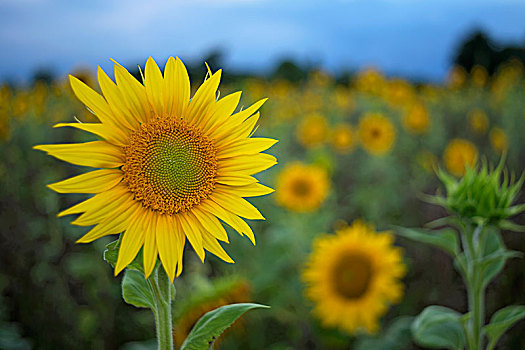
454 30 525 74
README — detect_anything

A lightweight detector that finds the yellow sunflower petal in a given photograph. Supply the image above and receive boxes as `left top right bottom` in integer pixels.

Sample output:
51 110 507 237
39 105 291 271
112 60 151 124
216 183 274 198
201 91 242 135
164 57 190 118
210 191 265 220
185 70 222 125
192 207 229 243
114 212 147 275
97 66 140 130
71 192 134 226
76 202 140 243
216 138 278 159
34 141 124 168
57 185 128 217
218 153 277 175
156 214 179 282
144 56 165 116
215 174 258 187
178 212 205 262
142 211 159 279
53 122 128 147
48 169 122 194
202 233 234 263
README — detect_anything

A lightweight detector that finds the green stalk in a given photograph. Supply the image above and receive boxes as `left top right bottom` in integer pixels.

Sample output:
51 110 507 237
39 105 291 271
149 266 174 350
463 224 485 350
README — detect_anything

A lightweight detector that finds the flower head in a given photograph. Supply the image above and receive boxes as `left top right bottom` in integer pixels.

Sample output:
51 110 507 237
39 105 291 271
358 113 396 156
34 57 277 281
275 162 329 212
303 220 406 335
443 138 478 177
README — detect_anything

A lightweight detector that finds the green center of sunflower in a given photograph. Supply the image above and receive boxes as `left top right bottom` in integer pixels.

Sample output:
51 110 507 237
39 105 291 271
122 117 217 215
332 252 373 299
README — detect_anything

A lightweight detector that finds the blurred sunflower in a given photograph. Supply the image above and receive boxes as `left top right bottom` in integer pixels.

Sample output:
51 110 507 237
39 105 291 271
276 162 329 212
358 113 396 156
471 65 489 87
489 127 508 154
330 123 356 154
402 102 430 134
296 113 329 148
303 220 406 335
443 138 478 177
467 109 489 135
34 57 277 281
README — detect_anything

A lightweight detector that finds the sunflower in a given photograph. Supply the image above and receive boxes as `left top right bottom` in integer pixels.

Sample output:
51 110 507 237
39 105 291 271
34 57 277 281
402 102 430 134
275 162 329 212
467 109 489 135
489 127 508 154
330 123 356 154
358 113 396 156
303 220 406 335
296 113 328 148
443 138 478 177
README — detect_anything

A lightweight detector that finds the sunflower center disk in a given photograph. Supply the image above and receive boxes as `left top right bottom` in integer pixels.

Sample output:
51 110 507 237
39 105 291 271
123 117 217 215
292 179 312 197
332 253 373 300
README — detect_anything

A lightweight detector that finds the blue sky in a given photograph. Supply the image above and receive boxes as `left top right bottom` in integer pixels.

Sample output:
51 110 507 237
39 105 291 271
1 0 524 83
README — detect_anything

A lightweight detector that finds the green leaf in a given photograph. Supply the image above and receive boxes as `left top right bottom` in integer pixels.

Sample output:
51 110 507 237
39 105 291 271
103 238 145 273
412 305 466 350
121 270 156 309
355 316 413 350
180 303 269 350
484 305 525 350
479 230 520 288
394 226 459 256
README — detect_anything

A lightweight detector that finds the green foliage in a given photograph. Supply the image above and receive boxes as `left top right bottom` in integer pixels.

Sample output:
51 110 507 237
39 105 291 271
354 316 413 350
121 270 156 309
394 226 459 256
180 303 269 350
484 305 525 350
411 306 466 350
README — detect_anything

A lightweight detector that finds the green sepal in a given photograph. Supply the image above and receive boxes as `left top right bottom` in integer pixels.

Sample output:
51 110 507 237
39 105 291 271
394 226 459 256
103 237 145 274
484 305 525 350
499 219 525 232
180 303 269 350
121 269 156 309
411 305 466 350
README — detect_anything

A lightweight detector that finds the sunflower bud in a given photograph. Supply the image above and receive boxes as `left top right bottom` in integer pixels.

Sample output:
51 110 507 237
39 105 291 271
433 157 525 230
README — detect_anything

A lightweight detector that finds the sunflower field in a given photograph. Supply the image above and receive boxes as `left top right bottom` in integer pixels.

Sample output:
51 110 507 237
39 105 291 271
1 58 525 350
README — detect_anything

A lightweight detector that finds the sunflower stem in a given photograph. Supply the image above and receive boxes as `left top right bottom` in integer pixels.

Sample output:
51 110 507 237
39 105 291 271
150 266 174 350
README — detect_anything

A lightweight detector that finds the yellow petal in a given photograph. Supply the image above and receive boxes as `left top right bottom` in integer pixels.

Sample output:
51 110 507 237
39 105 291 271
76 202 140 243
209 98 266 141
164 57 190 118
34 141 124 168
145 56 165 116
53 122 129 147
155 214 178 282
209 191 265 220
71 192 134 226
199 199 255 244
202 233 234 263
201 91 242 135
215 183 274 198
185 70 221 125
69 75 121 128
112 61 151 124
178 212 205 262
216 138 278 159
216 174 258 186
192 207 229 242
48 169 122 194
114 212 147 275
214 112 261 149
142 211 158 279
218 153 277 175
97 66 140 131
57 185 128 217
